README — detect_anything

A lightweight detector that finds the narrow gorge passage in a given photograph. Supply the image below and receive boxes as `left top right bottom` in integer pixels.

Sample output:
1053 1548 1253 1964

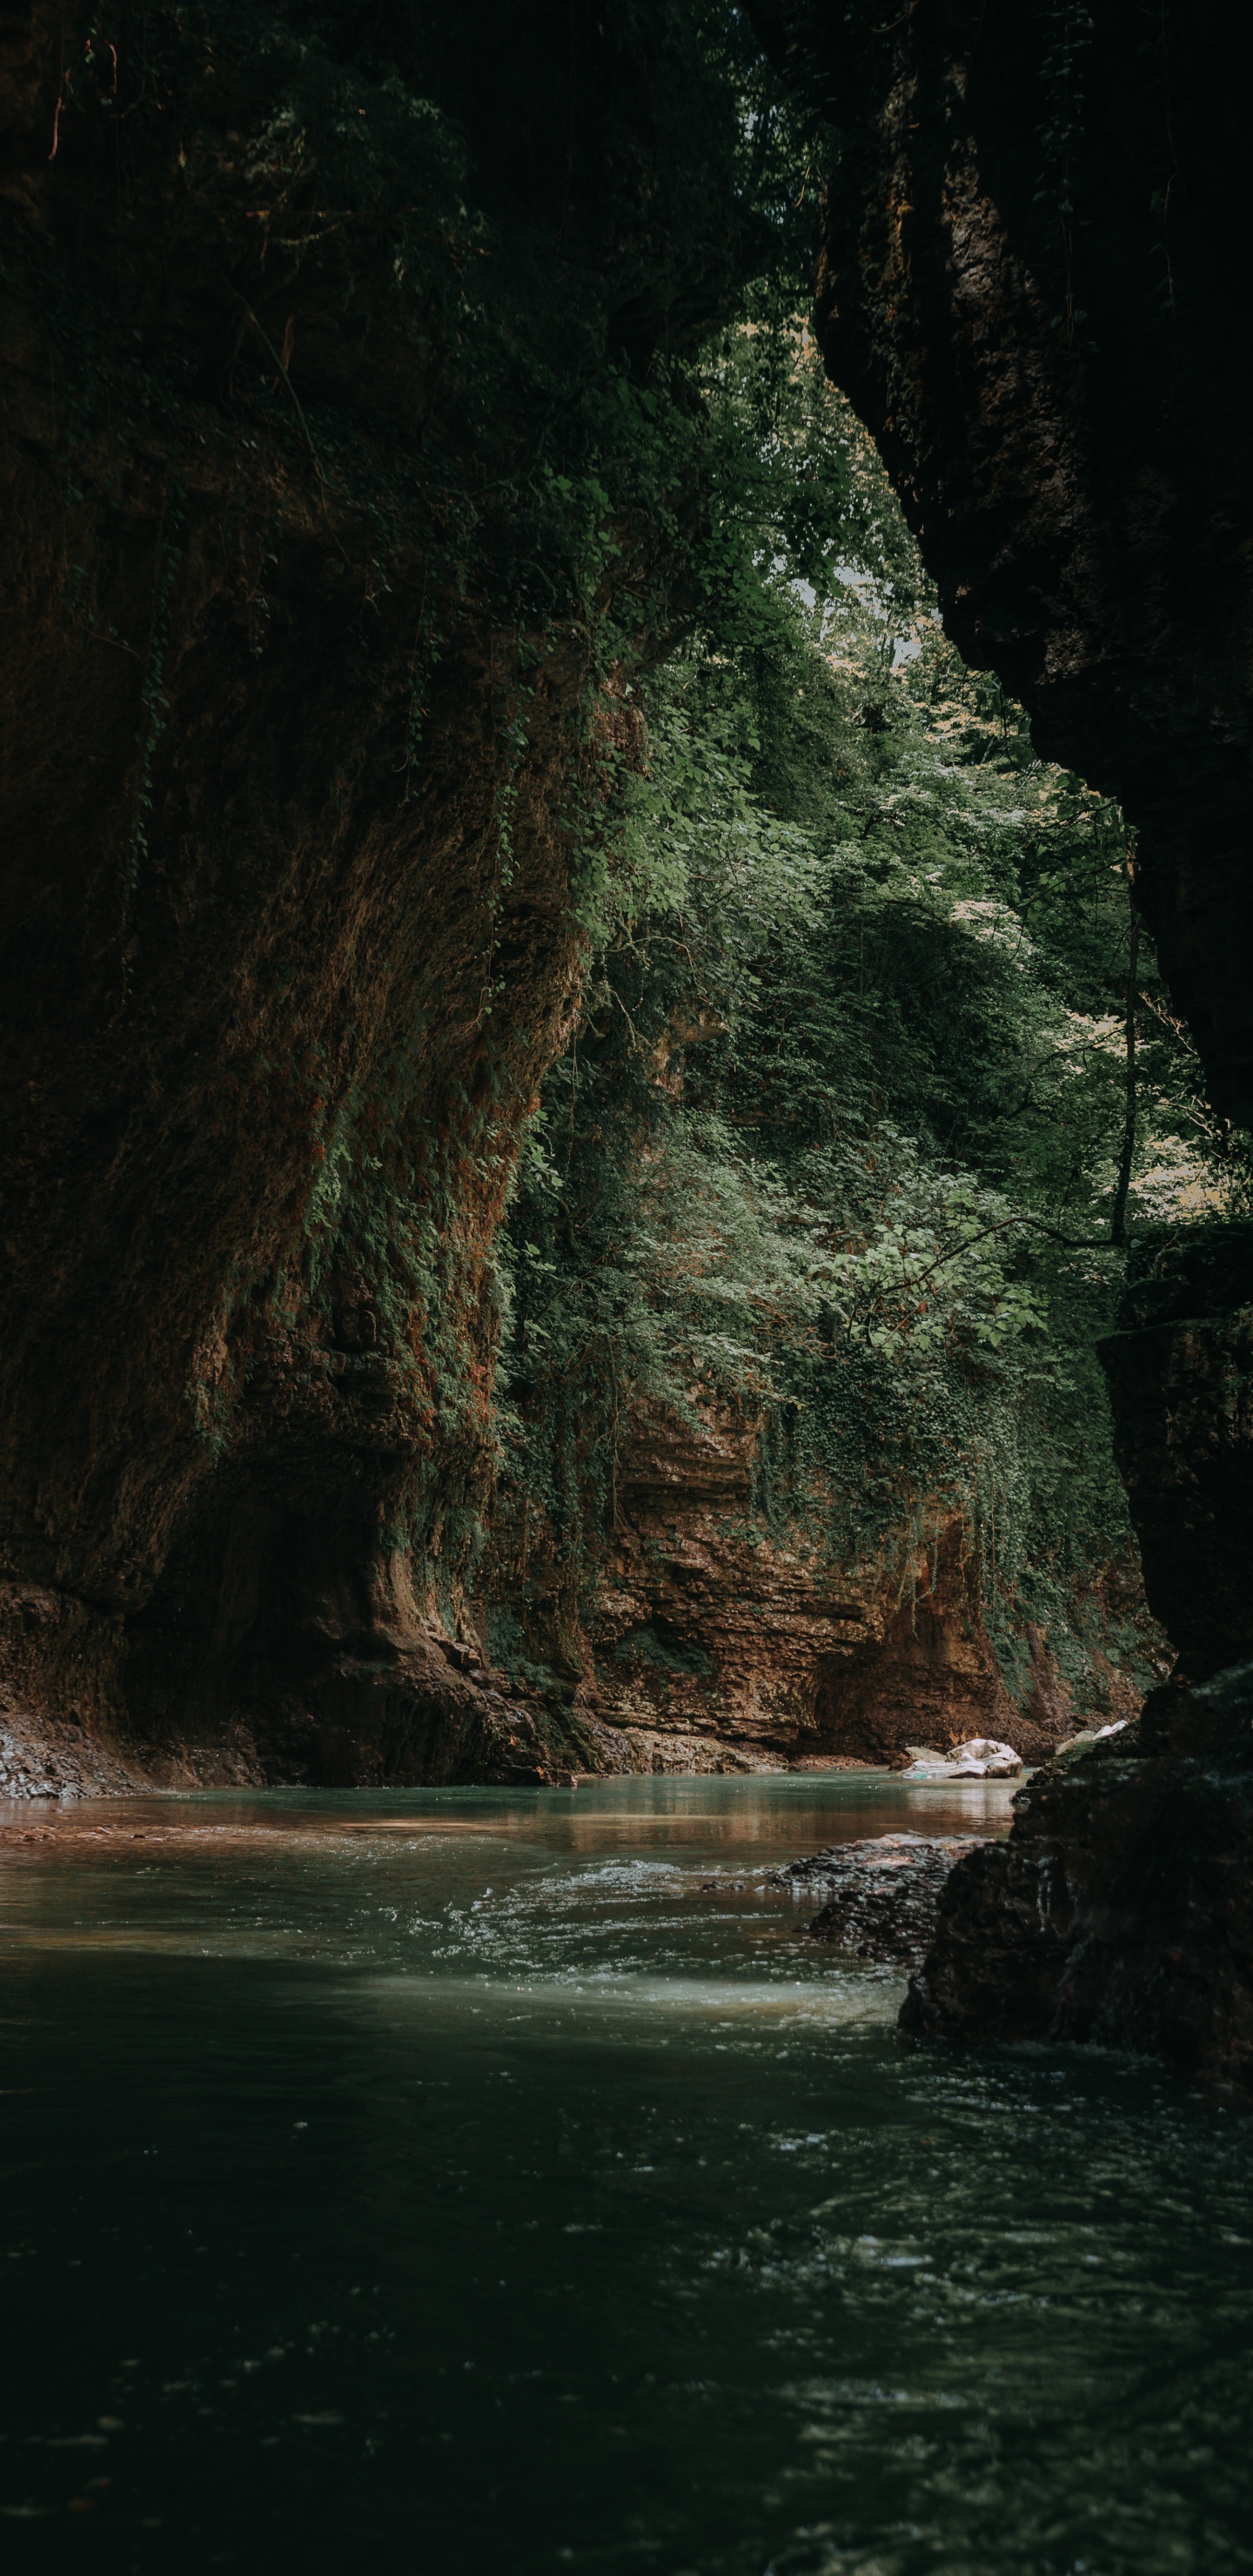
3 3 1253 2568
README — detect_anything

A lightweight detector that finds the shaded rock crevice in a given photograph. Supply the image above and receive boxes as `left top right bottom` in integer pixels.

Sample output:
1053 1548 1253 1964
759 0 1253 1119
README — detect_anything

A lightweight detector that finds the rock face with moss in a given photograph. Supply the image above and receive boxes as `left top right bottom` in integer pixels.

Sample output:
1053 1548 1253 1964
3 0 1244 1926
580 1419 1022 1773
483 1399 1141 1775
472 338 1174 1787
0 1 750 1788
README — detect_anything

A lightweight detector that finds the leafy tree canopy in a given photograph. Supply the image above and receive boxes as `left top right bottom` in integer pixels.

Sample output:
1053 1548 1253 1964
495 313 1244 1704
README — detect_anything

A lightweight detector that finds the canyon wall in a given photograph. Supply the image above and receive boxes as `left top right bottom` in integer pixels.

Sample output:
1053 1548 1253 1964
480 1399 1153 1778
3 0 1243 1881
0 1 747 1792
758 0 1253 1119
753 0 1253 2078
905 1231 1253 2086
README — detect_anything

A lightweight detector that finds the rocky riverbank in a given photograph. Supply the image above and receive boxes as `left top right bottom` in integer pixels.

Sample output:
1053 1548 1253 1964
902 1660 1253 2090
902 1235 1253 2091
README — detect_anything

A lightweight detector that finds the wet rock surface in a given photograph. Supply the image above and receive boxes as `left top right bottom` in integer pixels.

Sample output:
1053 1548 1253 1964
904 1661 1253 2090
770 1832 993 1968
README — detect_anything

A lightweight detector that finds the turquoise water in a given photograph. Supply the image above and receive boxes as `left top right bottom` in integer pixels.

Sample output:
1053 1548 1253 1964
0 1774 1250 2573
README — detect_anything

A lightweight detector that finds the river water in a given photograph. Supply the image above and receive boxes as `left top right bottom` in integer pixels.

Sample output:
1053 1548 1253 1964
1 1773 1250 2574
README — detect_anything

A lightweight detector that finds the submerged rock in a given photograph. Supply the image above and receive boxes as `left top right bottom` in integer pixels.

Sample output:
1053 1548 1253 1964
770 1832 993 1967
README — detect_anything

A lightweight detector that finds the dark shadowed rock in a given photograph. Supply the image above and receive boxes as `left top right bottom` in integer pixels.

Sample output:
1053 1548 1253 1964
902 1662 1253 2089
1099 1231 1253 1680
771 1831 993 1968
903 1241 1253 2087
756 0 1253 1120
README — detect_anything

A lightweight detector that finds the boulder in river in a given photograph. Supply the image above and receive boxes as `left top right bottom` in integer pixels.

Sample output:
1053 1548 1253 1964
899 1737 1023 1781
1049 1716 1134 1768
769 1831 994 1967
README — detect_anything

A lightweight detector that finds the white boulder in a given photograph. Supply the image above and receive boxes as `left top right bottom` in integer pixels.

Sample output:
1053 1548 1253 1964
1052 1715 1133 1766
900 1736 1022 1781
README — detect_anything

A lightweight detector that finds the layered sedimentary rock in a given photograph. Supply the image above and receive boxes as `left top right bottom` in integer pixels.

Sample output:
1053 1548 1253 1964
481 1399 1153 1774
0 2 745 1789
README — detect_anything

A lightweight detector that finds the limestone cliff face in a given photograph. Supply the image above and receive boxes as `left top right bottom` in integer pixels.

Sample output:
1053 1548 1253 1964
0 2 745 1790
757 0 1253 1122
483 1399 1151 1775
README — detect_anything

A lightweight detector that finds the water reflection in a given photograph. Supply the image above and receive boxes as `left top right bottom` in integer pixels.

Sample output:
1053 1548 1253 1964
0 1775 1248 2576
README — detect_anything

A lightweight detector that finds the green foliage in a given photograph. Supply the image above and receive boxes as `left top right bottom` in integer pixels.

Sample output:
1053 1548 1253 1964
497 333 1227 1694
